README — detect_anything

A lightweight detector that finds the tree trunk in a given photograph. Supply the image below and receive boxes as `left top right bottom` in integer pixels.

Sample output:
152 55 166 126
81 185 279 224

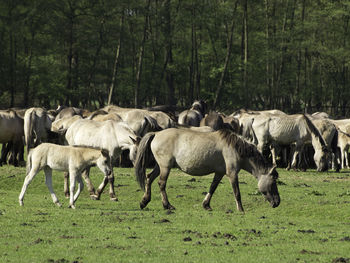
135 0 151 108
213 0 239 109
108 14 124 105
164 0 176 106
242 0 248 108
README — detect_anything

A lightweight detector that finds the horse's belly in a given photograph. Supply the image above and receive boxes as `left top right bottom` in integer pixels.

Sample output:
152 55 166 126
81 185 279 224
175 153 225 176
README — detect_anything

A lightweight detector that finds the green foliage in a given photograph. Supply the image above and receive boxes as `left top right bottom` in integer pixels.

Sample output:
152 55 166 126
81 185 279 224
0 0 350 114
0 165 349 262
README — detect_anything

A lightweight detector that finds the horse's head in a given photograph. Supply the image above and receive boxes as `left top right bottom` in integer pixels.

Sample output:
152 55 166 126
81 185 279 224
97 149 113 176
191 100 207 116
128 136 141 165
314 146 329 172
258 166 280 208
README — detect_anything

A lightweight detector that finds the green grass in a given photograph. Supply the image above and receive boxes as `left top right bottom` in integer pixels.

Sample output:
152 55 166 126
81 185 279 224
0 165 349 263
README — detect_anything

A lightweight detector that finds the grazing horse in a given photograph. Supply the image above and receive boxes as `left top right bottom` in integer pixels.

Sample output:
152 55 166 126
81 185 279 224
19 143 112 209
24 107 53 154
178 100 208 127
65 119 140 200
251 114 329 171
135 128 280 212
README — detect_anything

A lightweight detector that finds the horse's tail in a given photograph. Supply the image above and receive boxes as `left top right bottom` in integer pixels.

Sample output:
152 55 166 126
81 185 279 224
302 114 327 149
134 132 156 191
331 125 339 153
144 115 162 132
24 110 35 154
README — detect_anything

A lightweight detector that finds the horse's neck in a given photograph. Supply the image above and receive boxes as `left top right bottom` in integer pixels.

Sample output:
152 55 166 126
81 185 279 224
241 158 261 180
310 133 323 151
304 117 325 149
116 128 133 150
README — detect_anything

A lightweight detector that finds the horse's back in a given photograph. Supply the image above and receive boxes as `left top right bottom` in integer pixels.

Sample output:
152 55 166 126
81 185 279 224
178 110 202 127
0 110 24 142
66 119 114 145
152 128 225 175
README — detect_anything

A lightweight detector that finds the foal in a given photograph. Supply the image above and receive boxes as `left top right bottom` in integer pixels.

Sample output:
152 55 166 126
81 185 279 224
19 143 112 209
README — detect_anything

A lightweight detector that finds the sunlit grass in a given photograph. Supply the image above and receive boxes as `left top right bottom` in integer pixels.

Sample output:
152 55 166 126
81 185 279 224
0 165 349 262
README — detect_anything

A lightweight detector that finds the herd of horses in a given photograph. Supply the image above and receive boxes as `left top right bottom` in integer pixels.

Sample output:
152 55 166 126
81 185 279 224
1 100 349 211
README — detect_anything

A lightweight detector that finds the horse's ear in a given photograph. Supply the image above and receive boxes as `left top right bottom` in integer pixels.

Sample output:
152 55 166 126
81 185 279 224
269 165 278 178
101 149 109 157
129 136 141 145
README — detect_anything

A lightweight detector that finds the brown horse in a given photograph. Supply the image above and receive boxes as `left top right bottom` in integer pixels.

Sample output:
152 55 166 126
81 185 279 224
135 128 280 212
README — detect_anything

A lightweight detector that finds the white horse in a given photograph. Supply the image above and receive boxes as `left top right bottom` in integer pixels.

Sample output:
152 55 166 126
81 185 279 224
19 143 112 209
65 119 140 200
252 114 329 171
24 107 54 154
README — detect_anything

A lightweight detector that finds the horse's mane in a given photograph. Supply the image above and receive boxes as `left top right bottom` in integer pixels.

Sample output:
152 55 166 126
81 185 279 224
88 109 108 120
302 114 327 148
218 129 268 169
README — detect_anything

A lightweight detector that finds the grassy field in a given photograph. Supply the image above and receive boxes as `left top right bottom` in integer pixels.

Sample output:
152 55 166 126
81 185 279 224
0 164 349 263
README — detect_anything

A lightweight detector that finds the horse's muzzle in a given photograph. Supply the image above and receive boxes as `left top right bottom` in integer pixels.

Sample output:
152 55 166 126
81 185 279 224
270 196 280 208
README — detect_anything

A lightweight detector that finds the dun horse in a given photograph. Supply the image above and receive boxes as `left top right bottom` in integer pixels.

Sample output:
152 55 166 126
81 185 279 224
135 128 280 212
19 143 112 209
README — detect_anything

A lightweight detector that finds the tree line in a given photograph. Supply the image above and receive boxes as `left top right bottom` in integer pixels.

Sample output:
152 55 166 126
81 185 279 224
1 0 350 116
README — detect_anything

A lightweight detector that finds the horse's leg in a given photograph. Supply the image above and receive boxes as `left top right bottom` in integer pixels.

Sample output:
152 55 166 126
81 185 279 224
95 176 109 200
18 166 40 206
64 172 70 198
73 173 84 203
291 144 302 170
158 166 174 210
12 141 20 167
345 146 349 169
140 164 160 209
44 167 61 207
270 145 277 167
68 171 77 209
0 142 10 165
227 171 244 212
202 172 225 211
81 167 97 198
107 171 118 201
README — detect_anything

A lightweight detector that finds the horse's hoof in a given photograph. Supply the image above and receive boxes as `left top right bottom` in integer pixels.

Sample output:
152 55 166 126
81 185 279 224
110 197 118 202
164 204 176 210
68 204 76 209
19 200 23 206
90 195 99 200
55 202 62 207
203 205 212 211
65 193 70 199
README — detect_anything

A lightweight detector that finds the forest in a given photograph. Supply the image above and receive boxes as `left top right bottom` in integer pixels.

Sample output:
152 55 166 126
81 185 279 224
1 0 350 116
